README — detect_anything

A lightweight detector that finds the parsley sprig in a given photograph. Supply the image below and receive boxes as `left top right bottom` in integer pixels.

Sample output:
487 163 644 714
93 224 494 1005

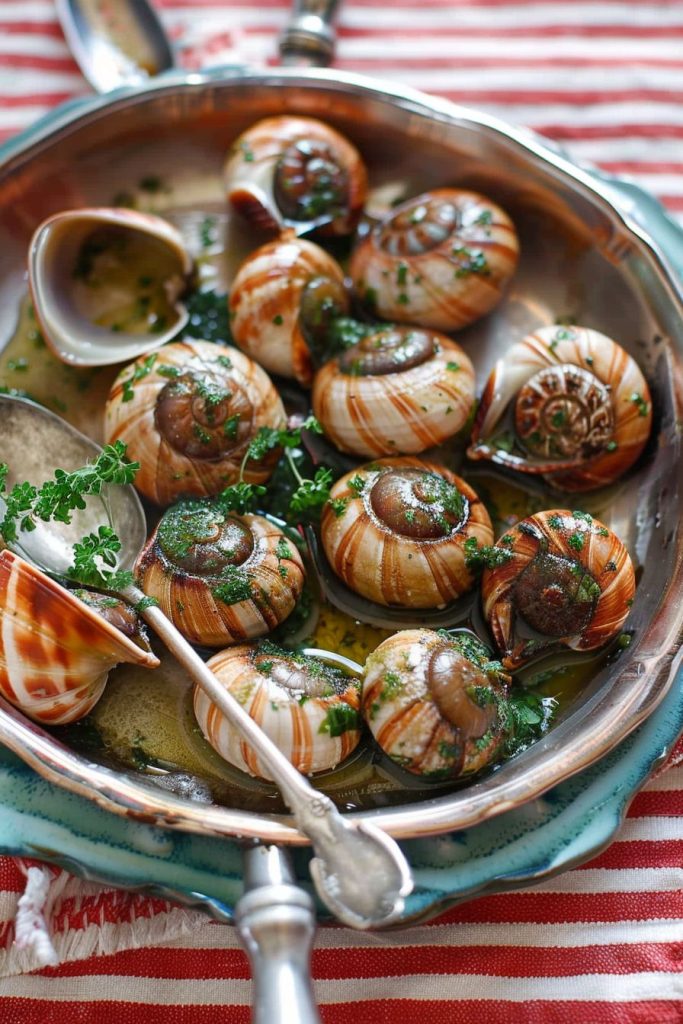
0 440 139 588
217 415 334 523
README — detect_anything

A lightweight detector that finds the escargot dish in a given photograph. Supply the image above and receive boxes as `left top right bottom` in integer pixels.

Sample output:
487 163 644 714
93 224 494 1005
349 188 519 331
312 326 475 457
223 115 368 236
136 499 305 647
0 550 158 724
194 642 361 779
104 339 286 505
321 457 493 608
363 629 510 779
229 234 348 386
468 324 653 490
481 510 635 669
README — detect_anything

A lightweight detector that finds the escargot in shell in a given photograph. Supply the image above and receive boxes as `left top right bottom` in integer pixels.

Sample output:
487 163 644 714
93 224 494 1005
481 510 635 669
320 457 493 608
136 498 305 647
312 326 475 458
0 550 158 725
223 115 368 236
229 234 348 387
468 324 653 491
104 340 286 506
194 642 362 779
363 628 510 779
350 188 519 332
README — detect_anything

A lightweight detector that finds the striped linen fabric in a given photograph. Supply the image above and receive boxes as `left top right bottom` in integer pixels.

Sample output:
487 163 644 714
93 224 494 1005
0 0 682 1020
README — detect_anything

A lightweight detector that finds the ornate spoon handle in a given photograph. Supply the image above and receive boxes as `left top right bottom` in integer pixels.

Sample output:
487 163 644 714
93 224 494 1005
278 0 342 66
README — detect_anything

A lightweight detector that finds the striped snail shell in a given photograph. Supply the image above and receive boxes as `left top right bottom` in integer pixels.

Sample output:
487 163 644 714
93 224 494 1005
468 325 653 491
223 115 368 236
311 326 475 458
349 188 519 332
481 510 635 669
104 339 286 506
194 642 362 779
0 550 158 725
136 499 305 647
229 234 348 387
363 629 510 779
320 457 493 608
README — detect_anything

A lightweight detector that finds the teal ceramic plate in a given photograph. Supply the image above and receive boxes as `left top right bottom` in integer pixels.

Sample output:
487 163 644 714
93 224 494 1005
0 70 682 921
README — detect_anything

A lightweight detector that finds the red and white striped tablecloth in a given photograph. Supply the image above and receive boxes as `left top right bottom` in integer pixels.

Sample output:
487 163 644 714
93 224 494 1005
1 1 683 1021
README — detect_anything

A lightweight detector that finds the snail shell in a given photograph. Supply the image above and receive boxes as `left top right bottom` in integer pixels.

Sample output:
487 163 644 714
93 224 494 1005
104 339 286 506
363 629 510 779
349 188 519 332
311 326 475 458
321 457 493 608
481 510 635 669
229 234 348 387
224 115 368 236
194 642 362 779
468 325 653 491
136 500 305 647
0 550 158 725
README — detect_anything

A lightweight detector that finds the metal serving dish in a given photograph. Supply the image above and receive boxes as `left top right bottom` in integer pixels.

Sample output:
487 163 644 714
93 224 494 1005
0 68 682 858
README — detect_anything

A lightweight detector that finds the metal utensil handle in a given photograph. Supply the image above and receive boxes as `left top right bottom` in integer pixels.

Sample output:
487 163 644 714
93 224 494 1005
236 846 321 1024
278 0 341 66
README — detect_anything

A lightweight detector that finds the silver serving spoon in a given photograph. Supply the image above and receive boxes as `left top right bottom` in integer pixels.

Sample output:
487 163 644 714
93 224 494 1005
0 394 413 932
56 0 175 93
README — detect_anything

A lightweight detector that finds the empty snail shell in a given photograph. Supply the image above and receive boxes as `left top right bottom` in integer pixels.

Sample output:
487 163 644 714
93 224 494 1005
468 325 653 491
312 326 475 457
320 457 493 608
481 510 635 669
0 550 158 725
194 641 362 779
229 234 348 387
136 499 305 647
223 115 368 236
363 628 510 779
349 188 519 332
104 339 286 506
29 206 193 367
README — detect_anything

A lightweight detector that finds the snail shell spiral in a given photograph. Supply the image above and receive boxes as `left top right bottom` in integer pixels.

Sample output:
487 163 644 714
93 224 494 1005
362 629 510 779
104 340 286 506
136 502 306 648
481 510 635 669
194 643 362 779
321 457 493 608
223 115 368 236
312 326 475 458
468 325 653 491
229 234 348 387
349 188 519 332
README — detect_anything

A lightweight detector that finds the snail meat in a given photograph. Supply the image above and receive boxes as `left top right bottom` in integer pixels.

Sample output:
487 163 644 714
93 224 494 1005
312 325 475 457
320 457 493 608
229 234 348 387
481 510 635 669
0 550 158 725
349 188 519 332
194 641 362 779
363 628 510 779
104 339 286 506
468 325 653 491
223 115 368 236
136 499 305 647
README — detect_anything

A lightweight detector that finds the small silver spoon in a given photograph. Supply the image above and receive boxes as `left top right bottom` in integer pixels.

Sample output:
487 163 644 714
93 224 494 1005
0 394 413 930
56 0 175 93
